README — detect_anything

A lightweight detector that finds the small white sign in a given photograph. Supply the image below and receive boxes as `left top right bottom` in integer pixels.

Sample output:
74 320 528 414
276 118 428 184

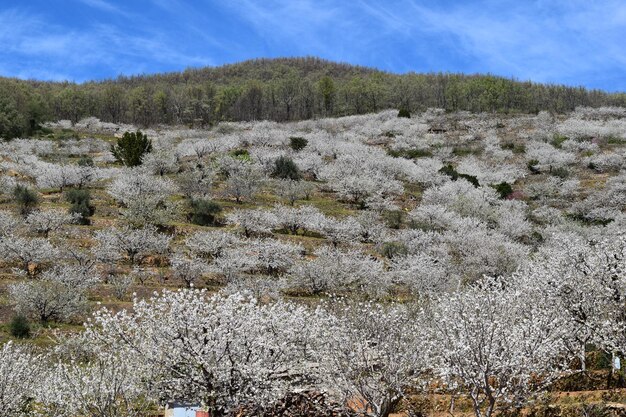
614 356 621 370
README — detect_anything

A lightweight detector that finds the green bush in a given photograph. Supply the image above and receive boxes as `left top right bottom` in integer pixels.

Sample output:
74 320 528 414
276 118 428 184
388 148 432 159
551 166 569 179
493 182 513 199
9 314 31 339
56 129 79 140
0 97 24 140
439 164 480 187
272 156 302 180
77 156 94 166
550 134 568 148
111 130 152 166
230 148 250 160
383 210 404 229
189 199 222 226
397 108 411 118
380 242 408 259
501 142 526 154
13 185 39 216
65 189 95 225
289 136 308 151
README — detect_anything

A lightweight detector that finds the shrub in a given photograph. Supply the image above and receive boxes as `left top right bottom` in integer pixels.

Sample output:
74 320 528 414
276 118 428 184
439 164 480 187
272 156 302 180
397 108 411 118
501 142 526 154
111 130 152 167
383 210 404 229
493 182 513 199
0 97 23 140
189 199 222 226
65 189 95 225
77 156 94 166
230 149 250 160
551 167 569 179
13 185 39 216
388 148 432 159
289 136 308 151
550 134 568 149
9 314 31 339
380 242 408 259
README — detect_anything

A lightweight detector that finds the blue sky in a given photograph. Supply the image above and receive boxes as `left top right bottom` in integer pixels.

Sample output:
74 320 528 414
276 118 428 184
1 0 626 91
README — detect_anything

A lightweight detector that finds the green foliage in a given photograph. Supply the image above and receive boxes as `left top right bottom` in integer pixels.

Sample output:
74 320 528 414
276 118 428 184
230 148 250 160
9 314 31 339
0 96 24 140
65 189 95 225
189 199 222 226
383 210 404 229
111 130 152 167
501 141 526 154
452 146 478 157
439 164 480 187
77 156 94 166
397 108 411 118
551 167 570 179
388 148 432 159
289 136 308 152
380 242 408 259
550 134 568 148
493 182 513 199
55 129 79 140
272 156 302 180
2 58 625 130
606 135 625 144
13 185 39 216
318 75 336 115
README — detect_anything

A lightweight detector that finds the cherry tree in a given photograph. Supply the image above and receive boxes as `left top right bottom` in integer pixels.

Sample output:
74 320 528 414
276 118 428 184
141 148 179 176
213 238 304 279
34 162 85 190
225 208 278 236
427 279 569 417
321 301 428 417
0 235 58 275
285 246 387 297
0 342 41 416
526 141 576 173
0 209 22 235
274 178 314 205
519 232 626 371
81 290 328 415
107 168 179 226
220 157 264 203
272 204 325 235
185 230 242 259
9 265 99 322
25 209 80 237
176 165 214 198
94 225 171 265
37 338 155 417
170 252 209 288
315 215 361 247
387 252 455 296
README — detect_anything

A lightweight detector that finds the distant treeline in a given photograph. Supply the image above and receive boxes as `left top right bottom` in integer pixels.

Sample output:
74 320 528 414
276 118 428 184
1 56 625 138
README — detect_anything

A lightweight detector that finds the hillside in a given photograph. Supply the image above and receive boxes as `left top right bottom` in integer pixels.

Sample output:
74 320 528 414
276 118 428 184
2 57 626 140
0 107 625 415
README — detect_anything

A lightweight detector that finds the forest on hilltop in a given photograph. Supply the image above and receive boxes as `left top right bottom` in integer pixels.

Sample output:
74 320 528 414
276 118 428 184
2 57 626 139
